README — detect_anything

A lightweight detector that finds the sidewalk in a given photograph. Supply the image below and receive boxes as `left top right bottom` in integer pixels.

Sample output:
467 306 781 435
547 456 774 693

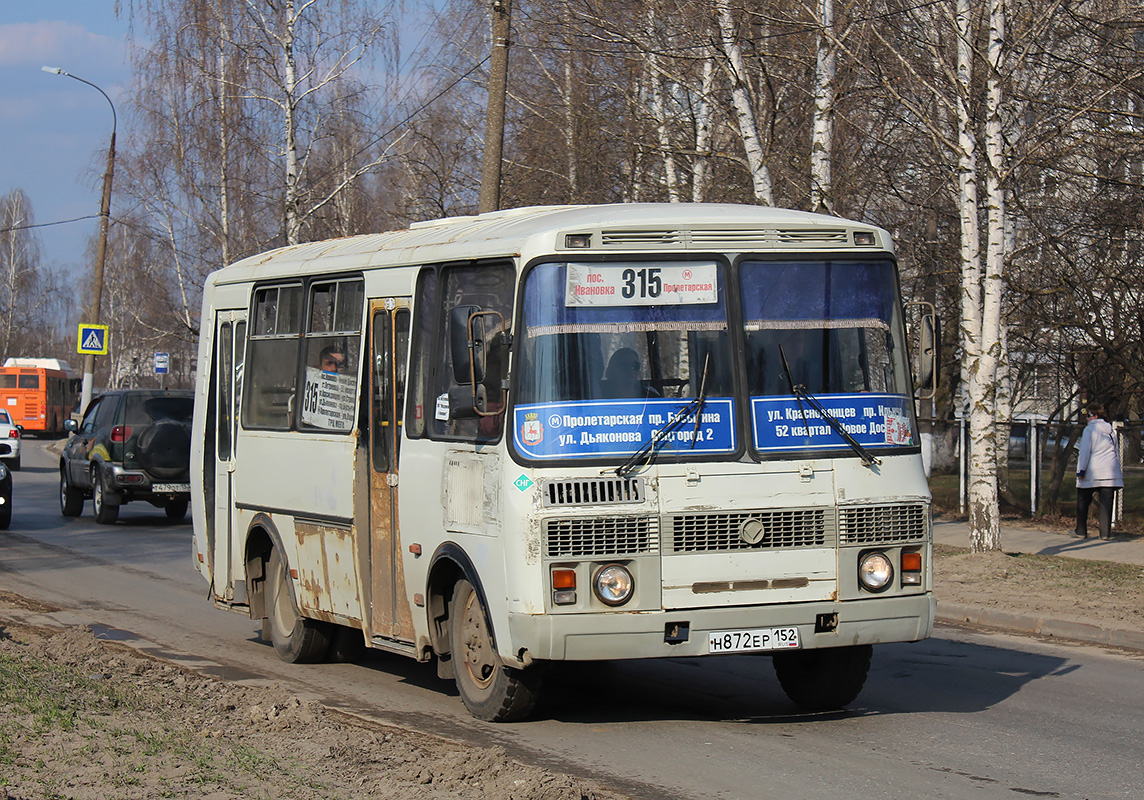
933 519 1144 566
932 518 1144 651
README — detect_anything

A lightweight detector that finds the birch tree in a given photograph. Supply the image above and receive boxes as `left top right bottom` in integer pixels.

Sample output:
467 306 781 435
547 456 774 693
714 0 775 204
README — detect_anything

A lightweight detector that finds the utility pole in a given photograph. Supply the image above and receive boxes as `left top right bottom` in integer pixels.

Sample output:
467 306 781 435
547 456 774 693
478 0 512 214
43 67 116 414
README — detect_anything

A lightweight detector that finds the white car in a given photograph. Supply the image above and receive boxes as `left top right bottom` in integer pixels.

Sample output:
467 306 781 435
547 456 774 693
0 409 22 471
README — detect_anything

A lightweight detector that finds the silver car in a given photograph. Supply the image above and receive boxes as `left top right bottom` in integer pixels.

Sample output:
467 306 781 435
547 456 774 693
0 409 21 471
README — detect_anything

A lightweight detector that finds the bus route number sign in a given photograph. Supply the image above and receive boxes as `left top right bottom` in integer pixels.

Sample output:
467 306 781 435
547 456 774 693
565 263 718 307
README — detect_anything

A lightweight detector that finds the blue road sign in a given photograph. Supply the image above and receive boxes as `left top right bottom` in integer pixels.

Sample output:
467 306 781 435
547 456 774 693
77 324 109 355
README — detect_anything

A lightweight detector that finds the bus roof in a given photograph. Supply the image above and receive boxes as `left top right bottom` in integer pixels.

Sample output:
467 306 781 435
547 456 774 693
208 203 892 285
2 357 75 374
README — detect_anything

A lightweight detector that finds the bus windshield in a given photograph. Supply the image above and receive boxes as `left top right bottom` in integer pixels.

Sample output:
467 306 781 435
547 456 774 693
514 260 736 461
513 258 917 463
740 259 916 455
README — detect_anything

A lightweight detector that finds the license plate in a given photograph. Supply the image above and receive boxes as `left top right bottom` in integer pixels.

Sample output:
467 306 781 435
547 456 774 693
152 483 190 493
708 626 800 653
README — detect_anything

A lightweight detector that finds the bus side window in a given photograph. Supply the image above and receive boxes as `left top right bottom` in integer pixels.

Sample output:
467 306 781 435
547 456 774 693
299 279 363 433
407 262 513 443
243 284 303 430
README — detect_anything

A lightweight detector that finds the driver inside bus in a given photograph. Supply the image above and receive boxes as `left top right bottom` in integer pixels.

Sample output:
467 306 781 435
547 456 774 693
601 347 660 399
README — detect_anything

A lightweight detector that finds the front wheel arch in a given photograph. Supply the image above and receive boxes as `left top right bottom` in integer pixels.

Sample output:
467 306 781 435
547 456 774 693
425 543 498 670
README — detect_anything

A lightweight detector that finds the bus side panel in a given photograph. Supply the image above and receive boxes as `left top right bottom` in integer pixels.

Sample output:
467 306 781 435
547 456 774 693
234 432 362 621
294 520 362 620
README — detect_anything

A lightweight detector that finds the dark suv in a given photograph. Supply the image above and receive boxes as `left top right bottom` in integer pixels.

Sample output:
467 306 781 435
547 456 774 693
60 389 195 524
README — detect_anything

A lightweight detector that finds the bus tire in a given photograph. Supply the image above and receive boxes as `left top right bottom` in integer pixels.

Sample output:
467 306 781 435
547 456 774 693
92 472 120 525
60 468 84 517
262 548 331 663
772 644 872 712
449 579 542 722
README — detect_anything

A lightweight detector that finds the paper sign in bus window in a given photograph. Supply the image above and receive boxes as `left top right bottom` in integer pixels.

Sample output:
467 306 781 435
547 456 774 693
301 367 356 431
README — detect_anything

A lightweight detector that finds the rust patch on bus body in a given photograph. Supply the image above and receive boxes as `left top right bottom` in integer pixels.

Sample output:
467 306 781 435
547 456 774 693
294 521 361 620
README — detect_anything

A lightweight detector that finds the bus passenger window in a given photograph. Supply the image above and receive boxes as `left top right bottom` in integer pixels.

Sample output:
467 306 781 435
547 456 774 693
299 279 363 433
243 284 303 430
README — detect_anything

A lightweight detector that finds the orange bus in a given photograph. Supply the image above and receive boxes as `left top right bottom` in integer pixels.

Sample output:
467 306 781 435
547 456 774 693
0 358 81 437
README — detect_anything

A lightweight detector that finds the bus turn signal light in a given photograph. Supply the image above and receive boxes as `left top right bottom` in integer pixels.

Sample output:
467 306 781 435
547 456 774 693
901 551 922 585
552 568 577 605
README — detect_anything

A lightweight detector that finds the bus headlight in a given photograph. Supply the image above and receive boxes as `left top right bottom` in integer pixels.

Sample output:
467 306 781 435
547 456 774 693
593 564 634 606
858 551 894 593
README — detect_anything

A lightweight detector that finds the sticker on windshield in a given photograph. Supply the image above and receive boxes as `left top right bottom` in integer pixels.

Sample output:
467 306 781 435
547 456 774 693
513 398 736 460
751 394 914 453
565 263 718 307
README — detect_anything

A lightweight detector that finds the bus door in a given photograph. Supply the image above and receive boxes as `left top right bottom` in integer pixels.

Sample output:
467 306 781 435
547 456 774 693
212 310 247 598
368 299 413 641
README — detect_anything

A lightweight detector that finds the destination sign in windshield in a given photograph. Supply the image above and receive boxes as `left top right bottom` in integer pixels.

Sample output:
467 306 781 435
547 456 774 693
565 263 718 307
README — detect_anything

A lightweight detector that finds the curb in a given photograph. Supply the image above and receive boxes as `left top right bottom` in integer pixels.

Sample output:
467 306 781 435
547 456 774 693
937 602 1144 652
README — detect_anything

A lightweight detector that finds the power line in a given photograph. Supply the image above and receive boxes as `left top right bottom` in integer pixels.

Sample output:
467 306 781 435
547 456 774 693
0 214 102 235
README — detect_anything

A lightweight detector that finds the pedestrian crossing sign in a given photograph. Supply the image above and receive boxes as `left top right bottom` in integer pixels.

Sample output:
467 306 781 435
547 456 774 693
77 324 110 355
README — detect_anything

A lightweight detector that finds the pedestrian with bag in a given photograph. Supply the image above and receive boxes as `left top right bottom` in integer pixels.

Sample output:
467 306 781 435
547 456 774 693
1072 401 1124 540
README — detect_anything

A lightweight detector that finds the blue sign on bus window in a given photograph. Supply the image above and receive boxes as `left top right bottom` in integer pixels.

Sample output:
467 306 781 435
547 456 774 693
514 398 737 460
751 393 914 453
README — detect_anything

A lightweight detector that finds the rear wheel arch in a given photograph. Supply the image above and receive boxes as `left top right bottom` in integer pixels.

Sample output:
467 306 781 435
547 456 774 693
243 515 282 621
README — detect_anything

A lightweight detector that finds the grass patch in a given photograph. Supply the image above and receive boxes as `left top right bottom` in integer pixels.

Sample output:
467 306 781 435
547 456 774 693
934 542 1144 592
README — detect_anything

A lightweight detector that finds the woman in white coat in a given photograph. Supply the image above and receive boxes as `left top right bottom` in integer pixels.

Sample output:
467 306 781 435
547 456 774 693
1073 402 1123 540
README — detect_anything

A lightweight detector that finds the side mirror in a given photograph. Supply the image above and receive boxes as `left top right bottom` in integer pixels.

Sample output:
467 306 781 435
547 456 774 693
912 302 940 399
64 418 78 433
448 383 487 419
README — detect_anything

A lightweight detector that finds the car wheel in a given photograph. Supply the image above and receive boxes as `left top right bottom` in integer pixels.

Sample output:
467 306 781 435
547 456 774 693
164 499 188 520
92 472 120 525
0 490 10 530
262 548 331 663
10 454 19 471
449 578 543 722
60 468 84 517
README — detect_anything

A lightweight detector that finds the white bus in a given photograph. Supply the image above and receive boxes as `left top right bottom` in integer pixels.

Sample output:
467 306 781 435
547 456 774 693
191 203 937 721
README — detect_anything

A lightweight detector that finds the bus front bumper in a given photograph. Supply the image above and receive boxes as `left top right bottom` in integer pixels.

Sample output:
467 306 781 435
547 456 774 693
506 594 935 662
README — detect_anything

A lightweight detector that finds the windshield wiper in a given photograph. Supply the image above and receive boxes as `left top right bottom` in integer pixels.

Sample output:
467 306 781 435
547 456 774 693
779 345 881 468
614 355 711 478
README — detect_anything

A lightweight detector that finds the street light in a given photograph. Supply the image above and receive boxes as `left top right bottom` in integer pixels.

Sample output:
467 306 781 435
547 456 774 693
42 66 116 416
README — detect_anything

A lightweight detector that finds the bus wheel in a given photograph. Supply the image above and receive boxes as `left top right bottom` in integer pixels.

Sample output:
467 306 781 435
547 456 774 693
60 469 84 517
262 548 331 663
772 644 872 712
92 472 119 525
449 579 542 722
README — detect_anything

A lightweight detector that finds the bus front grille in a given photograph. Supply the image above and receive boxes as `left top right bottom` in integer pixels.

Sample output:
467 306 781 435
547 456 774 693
666 509 832 553
839 503 929 544
542 477 645 507
544 516 659 557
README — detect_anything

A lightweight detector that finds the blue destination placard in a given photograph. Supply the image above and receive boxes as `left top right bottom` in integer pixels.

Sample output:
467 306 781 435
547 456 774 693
751 393 915 453
514 398 737 460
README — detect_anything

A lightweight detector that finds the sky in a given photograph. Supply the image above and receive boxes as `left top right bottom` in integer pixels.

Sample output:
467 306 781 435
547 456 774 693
1 2 135 276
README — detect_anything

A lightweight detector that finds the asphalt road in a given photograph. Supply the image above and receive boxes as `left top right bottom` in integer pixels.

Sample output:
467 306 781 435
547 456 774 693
3 440 1143 800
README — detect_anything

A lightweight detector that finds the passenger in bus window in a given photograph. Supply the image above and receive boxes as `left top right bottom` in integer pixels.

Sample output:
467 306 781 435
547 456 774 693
319 345 346 374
